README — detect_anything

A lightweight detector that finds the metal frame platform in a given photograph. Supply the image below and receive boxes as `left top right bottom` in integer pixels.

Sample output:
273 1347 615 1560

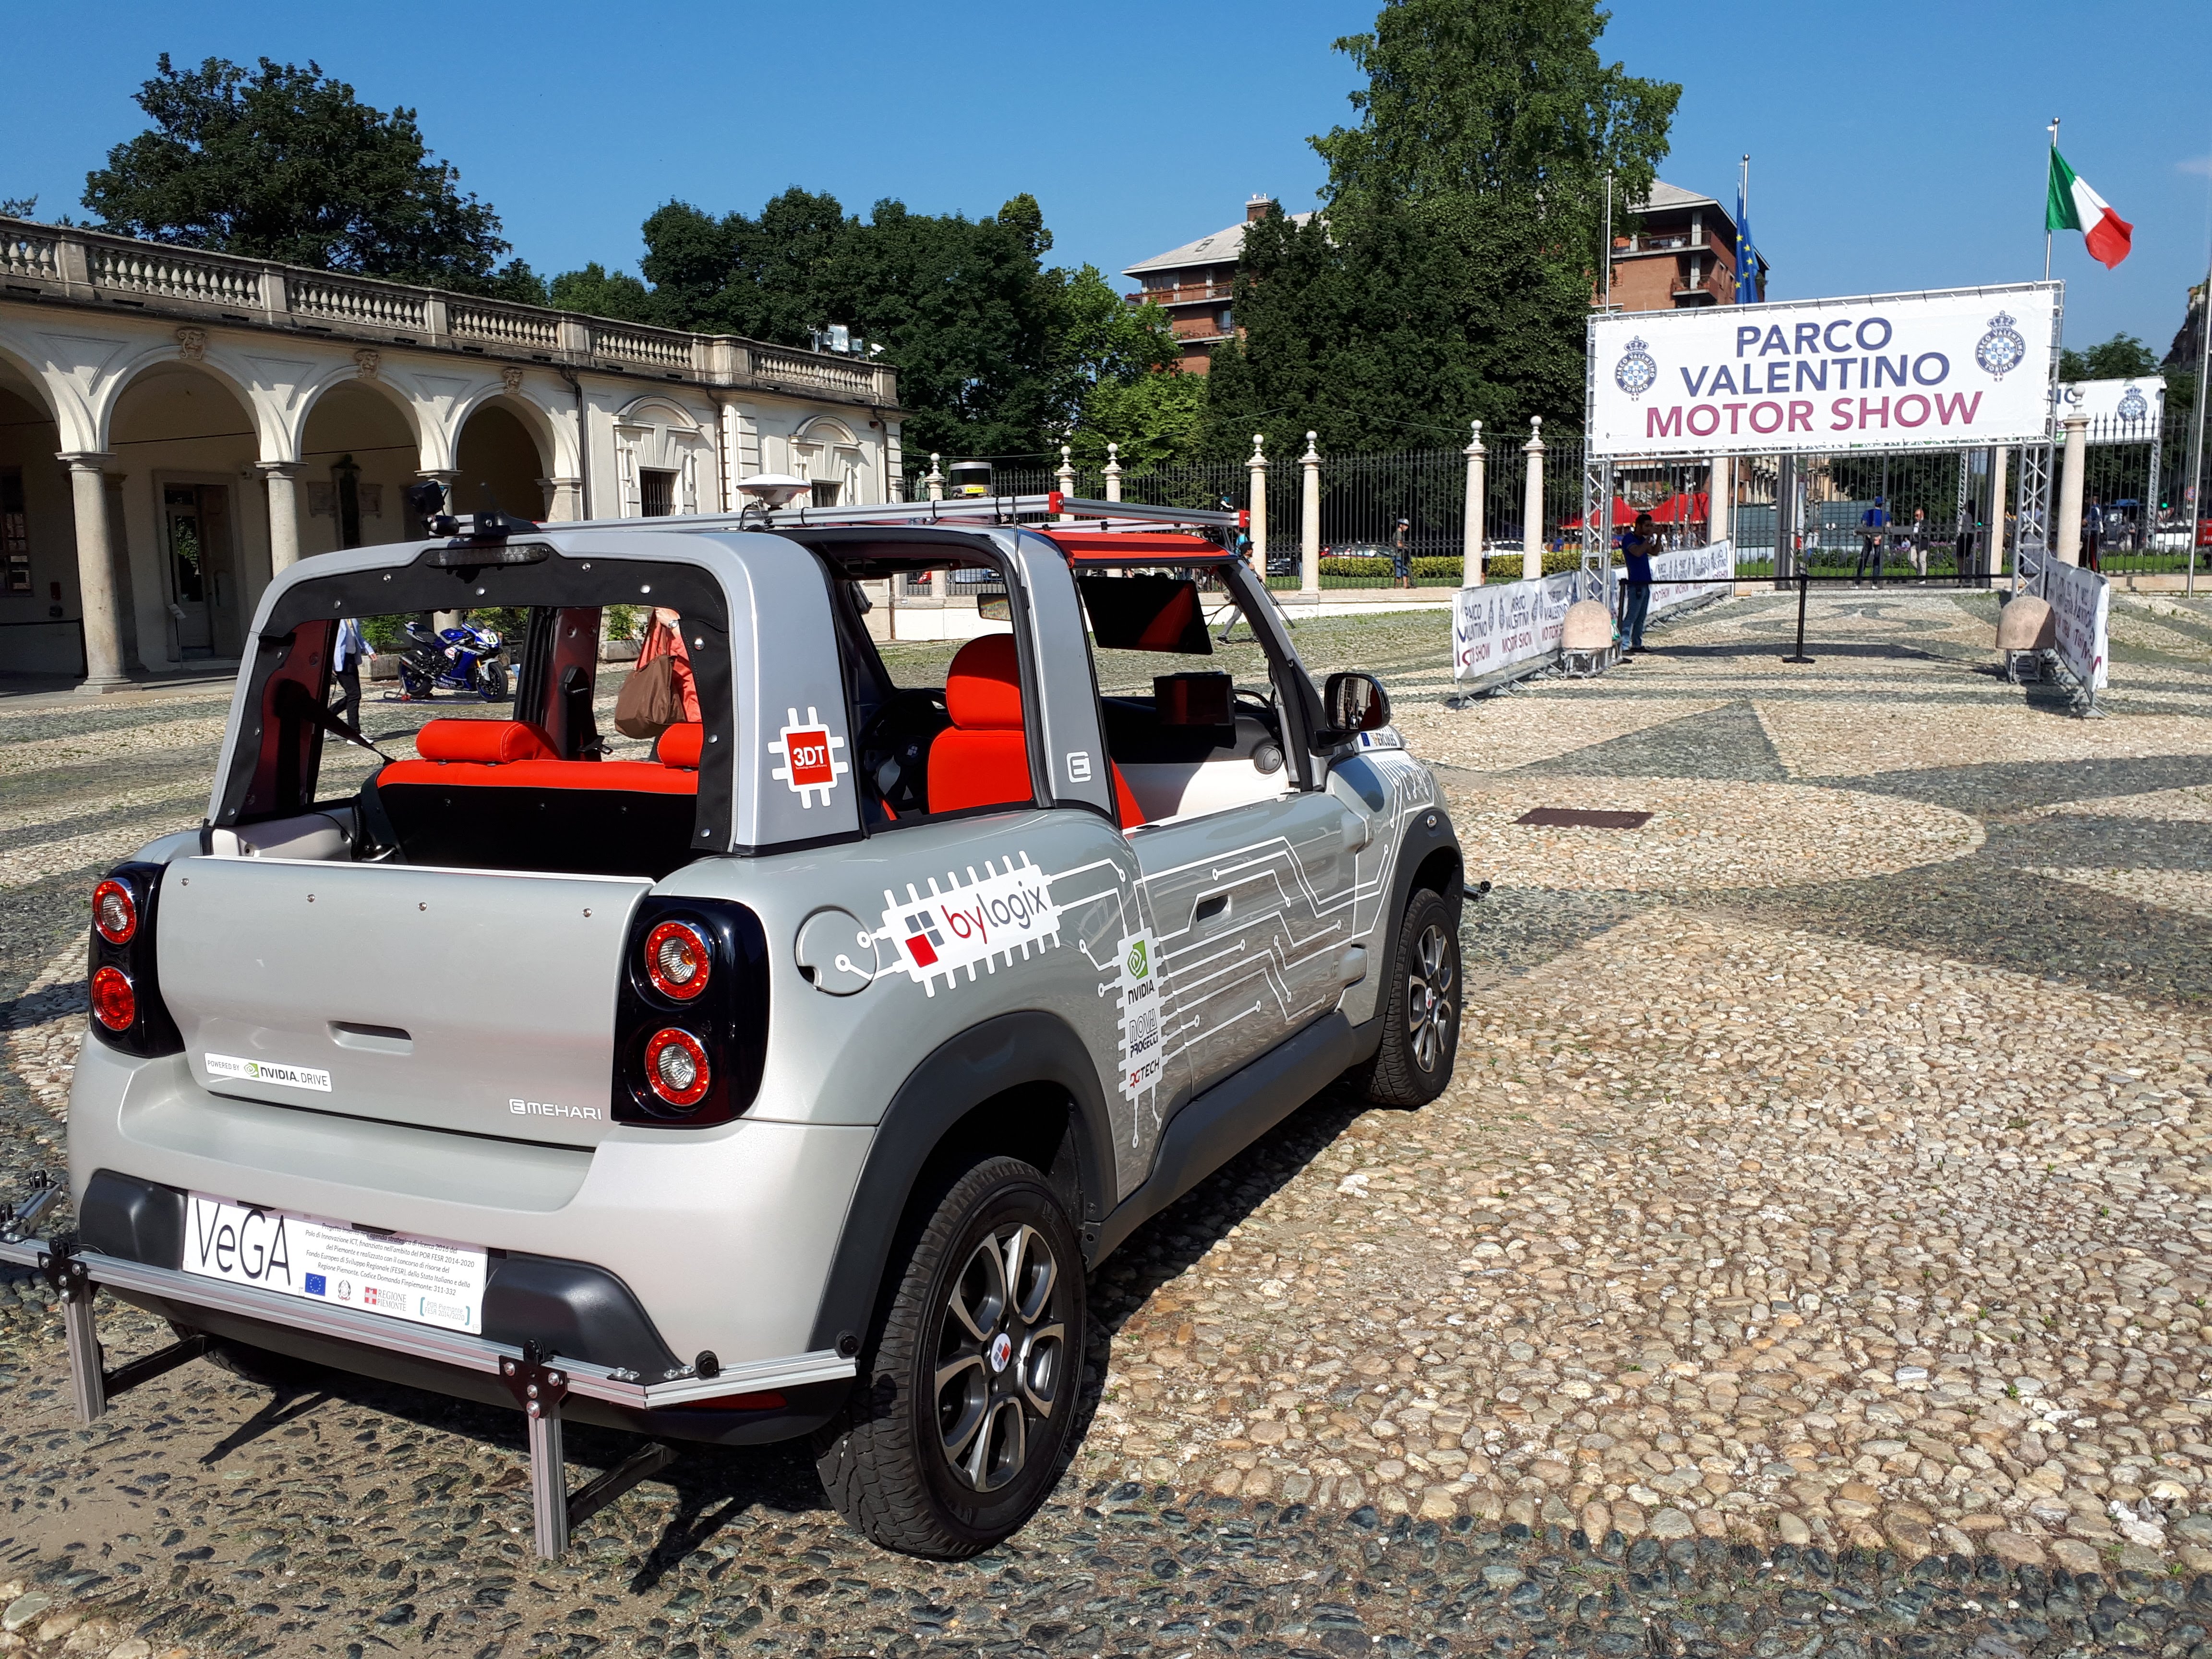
0 1184 851 1557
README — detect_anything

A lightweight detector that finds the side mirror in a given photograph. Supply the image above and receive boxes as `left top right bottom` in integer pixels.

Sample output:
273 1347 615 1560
1312 671 1391 750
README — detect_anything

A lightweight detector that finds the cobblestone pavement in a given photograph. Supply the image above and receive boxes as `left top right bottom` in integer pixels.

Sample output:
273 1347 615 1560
1 589 2211 1658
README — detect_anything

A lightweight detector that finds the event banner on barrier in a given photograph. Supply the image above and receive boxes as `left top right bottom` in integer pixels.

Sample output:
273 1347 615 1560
1588 283 2060 458
1644 540 1735 621
1453 568 1591 682
2045 561 2110 692
2054 376 2164 443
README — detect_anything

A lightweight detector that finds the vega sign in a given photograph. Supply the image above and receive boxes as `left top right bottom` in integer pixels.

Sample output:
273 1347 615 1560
1589 283 2059 458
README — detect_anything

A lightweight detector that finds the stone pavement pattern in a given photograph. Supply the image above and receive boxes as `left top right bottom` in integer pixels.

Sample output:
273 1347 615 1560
0 588 2209 1658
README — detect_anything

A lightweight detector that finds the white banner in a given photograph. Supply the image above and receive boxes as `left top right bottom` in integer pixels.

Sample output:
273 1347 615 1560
1453 568 1593 683
2045 561 2110 692
1589 283 2059 457
1644 540 1736 620
2054 376 2163 443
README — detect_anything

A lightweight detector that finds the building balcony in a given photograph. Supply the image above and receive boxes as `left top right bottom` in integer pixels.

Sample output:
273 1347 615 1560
0 216 899 407
1125 278 1236 307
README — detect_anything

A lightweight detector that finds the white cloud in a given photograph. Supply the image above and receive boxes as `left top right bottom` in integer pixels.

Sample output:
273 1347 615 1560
2179 155 2212 179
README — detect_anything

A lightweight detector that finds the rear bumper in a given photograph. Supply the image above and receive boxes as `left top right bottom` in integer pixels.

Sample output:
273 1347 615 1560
0 1231 853 1445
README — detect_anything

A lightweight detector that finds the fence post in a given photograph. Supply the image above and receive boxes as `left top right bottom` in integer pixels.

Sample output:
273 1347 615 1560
1056 445 1075 521
1299 432 1322 597
1708 454 1731 554
1247 434 1268 582
925 454 943 503
1462 421 1485 587
2055 414 2088 565
1522 417 1545 582
1103 442 1121 503
1987 445 2008 582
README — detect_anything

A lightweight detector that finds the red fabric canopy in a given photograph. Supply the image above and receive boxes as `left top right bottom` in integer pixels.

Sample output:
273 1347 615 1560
1560 493 1711 530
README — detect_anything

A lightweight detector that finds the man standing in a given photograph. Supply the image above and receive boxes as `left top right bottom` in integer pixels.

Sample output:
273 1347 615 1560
1908 505 1930 578
1856 497 1889 587
2083 497 2104 573
1619 511 1656 655
1392 518 1412 589
333 616 373 730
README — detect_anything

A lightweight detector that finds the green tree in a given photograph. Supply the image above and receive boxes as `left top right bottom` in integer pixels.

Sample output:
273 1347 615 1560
83 55 541 297
549 262 658 323
2059 332 2160 381
1046 264 1195 467
1206 0 1678 453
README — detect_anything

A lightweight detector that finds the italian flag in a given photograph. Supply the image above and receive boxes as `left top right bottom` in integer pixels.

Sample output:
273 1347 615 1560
2047 148 2133 269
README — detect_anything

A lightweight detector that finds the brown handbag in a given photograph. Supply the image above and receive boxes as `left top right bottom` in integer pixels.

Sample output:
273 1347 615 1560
613 652 682 739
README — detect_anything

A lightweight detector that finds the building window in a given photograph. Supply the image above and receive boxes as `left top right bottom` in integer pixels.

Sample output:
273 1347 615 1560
1214 308 1233 334
811 480 841 508
639 469 676 517
1 470 26 594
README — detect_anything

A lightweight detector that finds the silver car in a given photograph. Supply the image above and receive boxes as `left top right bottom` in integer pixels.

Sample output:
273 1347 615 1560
43 506 1463 1559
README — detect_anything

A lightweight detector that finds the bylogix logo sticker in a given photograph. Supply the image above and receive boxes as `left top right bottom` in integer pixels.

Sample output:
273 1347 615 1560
875 854 1062 996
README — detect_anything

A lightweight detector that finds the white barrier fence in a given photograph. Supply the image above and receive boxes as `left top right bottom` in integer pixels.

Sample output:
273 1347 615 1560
1452 568 1596 683
1644 540 1735 621
2045 561 2110 693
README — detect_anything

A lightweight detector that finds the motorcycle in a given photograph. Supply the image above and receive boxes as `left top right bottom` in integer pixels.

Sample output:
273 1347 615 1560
390 620 509 702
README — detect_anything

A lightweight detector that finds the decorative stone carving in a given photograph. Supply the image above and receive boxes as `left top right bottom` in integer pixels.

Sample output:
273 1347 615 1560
353 348 380 379
174 327 206 361
500 366 525 395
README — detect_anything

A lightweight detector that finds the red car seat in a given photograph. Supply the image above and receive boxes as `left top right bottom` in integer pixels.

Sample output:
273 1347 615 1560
926 635 1144 828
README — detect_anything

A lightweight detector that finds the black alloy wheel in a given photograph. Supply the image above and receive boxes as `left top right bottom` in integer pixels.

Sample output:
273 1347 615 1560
1359 885 1460 1106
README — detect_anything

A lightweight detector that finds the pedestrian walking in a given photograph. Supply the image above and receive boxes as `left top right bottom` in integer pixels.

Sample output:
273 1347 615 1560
1855 497 1889 586
2083 497 2104 574
1392 519 1412 589
1907 506 1930 578
1619 511 1656 654
332 615 373 730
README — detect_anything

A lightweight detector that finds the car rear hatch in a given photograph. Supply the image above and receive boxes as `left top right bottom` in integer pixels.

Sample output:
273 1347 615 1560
157 856 648 1148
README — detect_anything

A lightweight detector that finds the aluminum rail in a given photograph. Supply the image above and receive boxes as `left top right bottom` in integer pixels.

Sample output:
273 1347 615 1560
0 1214 851 1558
522 493 1239 537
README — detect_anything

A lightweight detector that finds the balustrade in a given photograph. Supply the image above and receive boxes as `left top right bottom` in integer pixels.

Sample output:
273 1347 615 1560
89 244 263 308
590 323 692 370
288 276 429 331
1 230 59 283
450 303 562 351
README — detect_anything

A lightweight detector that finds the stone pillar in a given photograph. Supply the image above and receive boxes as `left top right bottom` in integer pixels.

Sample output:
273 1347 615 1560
61 453 130 692
1708 454 1732 550
925 454 944 503
1521 417 1545 582
261 462 305 576
1462 420 1485 587
541 478 585 523
1299 432 1322 597
1103 442 1122 504
1056 444 1076 522
1986 445 2008 581
2054 414 2089 566
1246 434 1268 582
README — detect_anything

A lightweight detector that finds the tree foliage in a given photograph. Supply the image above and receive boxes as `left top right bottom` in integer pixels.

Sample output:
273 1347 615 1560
2059 332 2160 382
1205 0 1678 455
558 189 1187 463
83 55 541 297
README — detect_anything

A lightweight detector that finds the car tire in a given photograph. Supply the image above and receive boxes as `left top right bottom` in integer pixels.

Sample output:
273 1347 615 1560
814 1156 1086 1558
1358 887 1460 1107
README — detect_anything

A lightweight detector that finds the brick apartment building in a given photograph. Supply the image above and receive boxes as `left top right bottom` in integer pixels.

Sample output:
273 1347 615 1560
1603 180 1768 312
1122 195 1315 375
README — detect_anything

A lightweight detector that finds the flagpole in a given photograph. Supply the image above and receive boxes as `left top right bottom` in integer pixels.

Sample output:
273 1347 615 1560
2044 118 2059 281
1742 155 1750 301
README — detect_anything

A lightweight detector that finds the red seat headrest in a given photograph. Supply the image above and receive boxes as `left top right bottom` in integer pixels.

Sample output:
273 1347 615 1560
414 719 556 764
946 634 1023 731
657 722 704 769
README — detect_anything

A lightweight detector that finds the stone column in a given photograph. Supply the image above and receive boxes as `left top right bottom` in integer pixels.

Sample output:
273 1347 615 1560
1103 442 1122 503
1299 432 1322 597
2054 414 2089 566
1462 421 1485 587
1986 445 2008 582
61 453 130 692
1708 454 1732 550
1246 434 1268 582
1521 417 1545 582
541 478 585 522
1056 444 1076 521
925 454 944 503
261 462 305 576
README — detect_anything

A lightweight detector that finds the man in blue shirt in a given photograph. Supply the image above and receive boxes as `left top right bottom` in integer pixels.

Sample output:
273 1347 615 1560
1618 511 1656 654
1855 498 1889 587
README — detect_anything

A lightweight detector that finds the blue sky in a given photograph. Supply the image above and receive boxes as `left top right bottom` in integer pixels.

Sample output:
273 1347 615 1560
5 0 2208 361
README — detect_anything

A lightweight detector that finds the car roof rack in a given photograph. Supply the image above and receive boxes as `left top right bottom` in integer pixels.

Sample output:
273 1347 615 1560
553 493 1241 536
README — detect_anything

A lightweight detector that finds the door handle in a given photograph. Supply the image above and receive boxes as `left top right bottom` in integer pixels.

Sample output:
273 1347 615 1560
1193 893 1228 926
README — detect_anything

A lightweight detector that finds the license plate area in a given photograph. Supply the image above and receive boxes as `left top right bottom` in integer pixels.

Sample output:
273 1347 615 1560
180 1192 487 1334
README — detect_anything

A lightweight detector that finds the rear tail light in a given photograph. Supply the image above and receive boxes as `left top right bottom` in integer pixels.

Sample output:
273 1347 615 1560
86 863 183 1058
93 879 138 945
644 922 710 1000
91 967 136 1031
613 900 769 1127
644 1028 710 1107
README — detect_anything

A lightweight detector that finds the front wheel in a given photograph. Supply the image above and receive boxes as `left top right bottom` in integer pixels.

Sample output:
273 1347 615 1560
814 1156 1085 1557
481 658 509 700
1358 886 1460 1106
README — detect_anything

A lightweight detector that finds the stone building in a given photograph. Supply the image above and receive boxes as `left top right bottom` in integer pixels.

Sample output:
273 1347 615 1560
1122 195 1317 375
0 216 904 687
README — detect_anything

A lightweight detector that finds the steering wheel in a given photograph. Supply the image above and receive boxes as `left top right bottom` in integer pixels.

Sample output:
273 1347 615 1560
857 688 950 817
